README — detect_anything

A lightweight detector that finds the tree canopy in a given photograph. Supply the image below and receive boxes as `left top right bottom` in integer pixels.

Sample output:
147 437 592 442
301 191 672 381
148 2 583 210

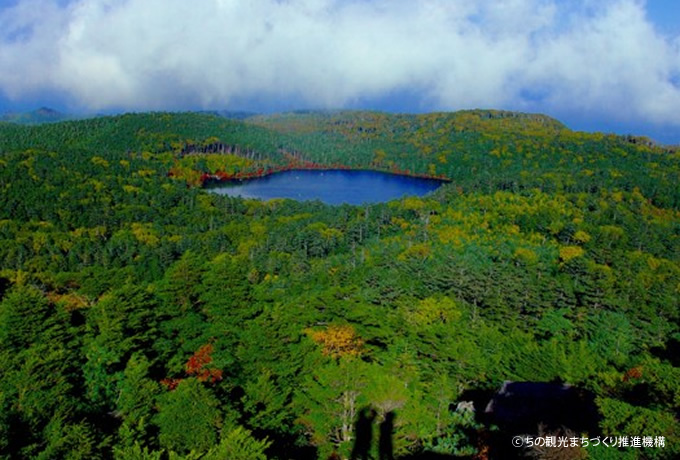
0 110 678 458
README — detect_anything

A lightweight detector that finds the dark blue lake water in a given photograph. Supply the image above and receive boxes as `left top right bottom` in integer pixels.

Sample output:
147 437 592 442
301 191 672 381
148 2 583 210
206 169 445 205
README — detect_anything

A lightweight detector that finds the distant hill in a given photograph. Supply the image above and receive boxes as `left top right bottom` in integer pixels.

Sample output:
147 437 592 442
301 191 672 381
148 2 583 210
0 107 263 125
0 109 677 207
0 107 74 125
202 110 259 120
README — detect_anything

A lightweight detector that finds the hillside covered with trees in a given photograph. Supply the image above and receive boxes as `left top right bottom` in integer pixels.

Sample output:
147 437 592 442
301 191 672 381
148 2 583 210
0 110 678 459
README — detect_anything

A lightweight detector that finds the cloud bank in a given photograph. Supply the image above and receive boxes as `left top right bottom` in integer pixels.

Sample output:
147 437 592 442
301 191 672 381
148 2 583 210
1 0 679 128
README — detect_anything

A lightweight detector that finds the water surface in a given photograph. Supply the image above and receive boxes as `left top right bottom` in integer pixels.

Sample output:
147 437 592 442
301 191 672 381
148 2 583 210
206 169 445 205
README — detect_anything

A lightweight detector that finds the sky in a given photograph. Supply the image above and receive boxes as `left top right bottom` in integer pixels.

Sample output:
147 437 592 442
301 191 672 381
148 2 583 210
0 0 679 143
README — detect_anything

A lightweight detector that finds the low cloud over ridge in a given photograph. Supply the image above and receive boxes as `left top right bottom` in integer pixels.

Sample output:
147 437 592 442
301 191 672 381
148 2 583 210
1 0 679 128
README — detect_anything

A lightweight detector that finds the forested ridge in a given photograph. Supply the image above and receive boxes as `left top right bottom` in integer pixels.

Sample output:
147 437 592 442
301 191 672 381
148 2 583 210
0 110 678 459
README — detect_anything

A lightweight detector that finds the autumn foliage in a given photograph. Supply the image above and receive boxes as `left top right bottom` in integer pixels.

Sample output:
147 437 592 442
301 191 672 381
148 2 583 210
310 324 363 358
623 366 643 382
162 344 223 390
186 344 223 383
160 378 182 391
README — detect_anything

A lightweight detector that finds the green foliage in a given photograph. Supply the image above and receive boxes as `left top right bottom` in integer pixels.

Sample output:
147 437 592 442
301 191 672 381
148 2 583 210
0 110 678 458
202 426 271 460
597 397 680 458
113 442 164 460
296 357 371 457
153 378 223 455
0 285 52 348
116 354 162 449
33 417 100 460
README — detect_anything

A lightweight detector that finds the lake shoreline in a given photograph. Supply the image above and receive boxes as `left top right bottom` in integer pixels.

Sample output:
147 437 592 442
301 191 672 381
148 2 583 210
204 168 447 205
198 162 452 188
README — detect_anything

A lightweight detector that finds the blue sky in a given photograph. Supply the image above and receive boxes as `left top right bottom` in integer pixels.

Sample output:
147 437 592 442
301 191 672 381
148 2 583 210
1 0 679 144
646 0 680 36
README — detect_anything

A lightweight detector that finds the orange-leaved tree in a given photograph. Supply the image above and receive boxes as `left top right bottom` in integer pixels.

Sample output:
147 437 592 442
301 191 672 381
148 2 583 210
186 343 223 383
309 324 363 359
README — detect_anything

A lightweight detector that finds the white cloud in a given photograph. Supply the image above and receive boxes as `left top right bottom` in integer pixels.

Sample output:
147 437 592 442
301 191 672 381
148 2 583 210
0 0 679 127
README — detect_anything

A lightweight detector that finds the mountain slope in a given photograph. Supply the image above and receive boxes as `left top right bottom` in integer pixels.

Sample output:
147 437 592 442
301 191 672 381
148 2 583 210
0 109 678 458
0 107 73 125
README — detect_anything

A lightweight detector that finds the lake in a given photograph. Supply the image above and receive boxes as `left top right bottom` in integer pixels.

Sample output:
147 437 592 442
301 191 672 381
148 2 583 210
205 169 445 205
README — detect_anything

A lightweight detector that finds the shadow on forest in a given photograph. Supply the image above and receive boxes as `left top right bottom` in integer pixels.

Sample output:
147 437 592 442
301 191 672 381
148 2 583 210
0 276 10 300
651 337 680 367
379 411 395 460
350 407 377 459
398 454 461 460
340 381 600 460
344 407 459 460
462 381 600 459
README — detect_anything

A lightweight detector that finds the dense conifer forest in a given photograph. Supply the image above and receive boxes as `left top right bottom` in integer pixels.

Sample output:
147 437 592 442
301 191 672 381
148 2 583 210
0 110 678 459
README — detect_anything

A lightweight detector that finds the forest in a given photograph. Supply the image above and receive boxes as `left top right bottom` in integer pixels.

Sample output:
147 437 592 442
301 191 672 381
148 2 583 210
0 110 678 459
